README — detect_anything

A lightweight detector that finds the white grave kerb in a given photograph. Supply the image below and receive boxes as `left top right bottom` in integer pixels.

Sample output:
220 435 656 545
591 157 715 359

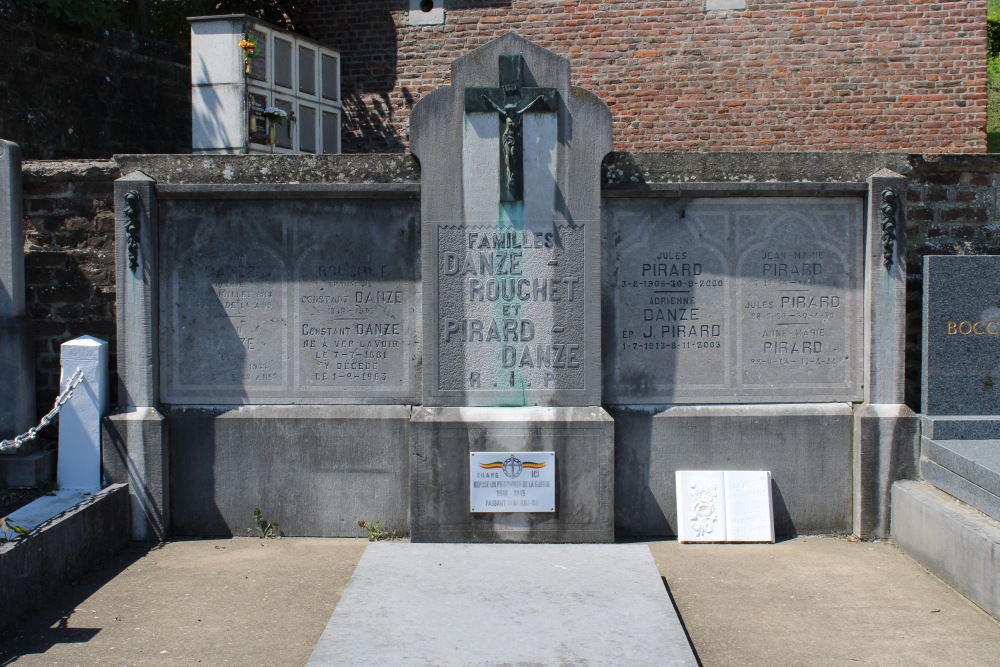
57 336 109 492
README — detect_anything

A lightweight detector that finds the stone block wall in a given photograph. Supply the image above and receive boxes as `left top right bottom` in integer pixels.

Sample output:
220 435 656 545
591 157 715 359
21 160 118 423
0 0 190 159
16 153 1000 424
310 1 986 154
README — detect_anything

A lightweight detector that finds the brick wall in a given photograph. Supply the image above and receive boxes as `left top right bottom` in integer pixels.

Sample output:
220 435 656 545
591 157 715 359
0 0 190 159
903 156 1000 408
22 161 119 421
310 0 986 154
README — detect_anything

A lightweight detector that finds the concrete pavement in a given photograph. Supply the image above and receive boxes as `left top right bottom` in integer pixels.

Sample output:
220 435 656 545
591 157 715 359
3 536 999 666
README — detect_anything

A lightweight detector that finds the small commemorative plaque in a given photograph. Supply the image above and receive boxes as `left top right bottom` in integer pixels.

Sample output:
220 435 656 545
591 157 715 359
470 452 556 513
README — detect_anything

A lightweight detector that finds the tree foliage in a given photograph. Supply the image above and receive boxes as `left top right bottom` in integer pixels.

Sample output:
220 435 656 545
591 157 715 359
16 0 313 46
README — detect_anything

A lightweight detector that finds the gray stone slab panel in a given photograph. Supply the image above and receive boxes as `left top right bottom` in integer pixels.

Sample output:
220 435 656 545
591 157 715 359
922 255 1000 416
603 196 864 404
613 404 853 537
307 543 697 666
115 172 160 409
920 458 1000 524
0 139 25 319
411 34 612 407
0 140 34 437
852 404 920 539
891 480 1000 621
922 415 1000 440
158 197 420 404
0 450 54 488
409 406 614 542
0 319 35 438
167 405 410 537
922 438 1000 498
865 170 909 404
103 408 169 541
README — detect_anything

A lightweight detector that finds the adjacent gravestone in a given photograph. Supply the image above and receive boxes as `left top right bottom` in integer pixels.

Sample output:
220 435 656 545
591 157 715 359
0 139 35 438
923 255 1000 416
918 255 1000 526
409 34 614 542
0 139 41 487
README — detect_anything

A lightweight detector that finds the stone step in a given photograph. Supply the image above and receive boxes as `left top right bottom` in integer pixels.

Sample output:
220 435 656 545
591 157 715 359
920 437 1000 522
307 543 698 667
921 415 1000 441
0 449 55 489
891 480 1000 622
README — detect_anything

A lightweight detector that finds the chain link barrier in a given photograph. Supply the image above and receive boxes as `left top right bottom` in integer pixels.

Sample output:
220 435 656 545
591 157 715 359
0 368 85 453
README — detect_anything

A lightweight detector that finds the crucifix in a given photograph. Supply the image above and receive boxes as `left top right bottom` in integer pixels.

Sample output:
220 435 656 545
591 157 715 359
465 55 558 202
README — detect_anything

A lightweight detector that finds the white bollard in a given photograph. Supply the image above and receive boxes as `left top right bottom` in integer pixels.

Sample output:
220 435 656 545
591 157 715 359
57 336 109 492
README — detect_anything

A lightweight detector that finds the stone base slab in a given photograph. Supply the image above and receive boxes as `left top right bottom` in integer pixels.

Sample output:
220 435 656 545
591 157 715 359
0 483 130 632
921 415 1000 441
409 406 614 543
0 318 35 439
103 408 169 541
853 404 920 539
0 449 54 488
613 403 854 537
307 543 696 666
166 405 410 538
891 480 1000 621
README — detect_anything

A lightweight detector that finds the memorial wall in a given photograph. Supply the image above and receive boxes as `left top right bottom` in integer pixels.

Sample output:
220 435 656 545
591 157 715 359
107 38 912 542
603 197 864 404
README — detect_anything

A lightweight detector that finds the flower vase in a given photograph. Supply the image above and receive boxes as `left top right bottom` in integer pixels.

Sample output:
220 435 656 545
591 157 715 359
250 114 257 134
245 60 251 76
269 124 276 146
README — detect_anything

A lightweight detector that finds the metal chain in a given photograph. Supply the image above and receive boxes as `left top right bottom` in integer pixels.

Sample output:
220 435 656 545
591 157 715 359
0 368 85 452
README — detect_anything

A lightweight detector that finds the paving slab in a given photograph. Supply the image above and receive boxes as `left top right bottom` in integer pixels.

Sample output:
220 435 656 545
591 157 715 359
307 543 696 666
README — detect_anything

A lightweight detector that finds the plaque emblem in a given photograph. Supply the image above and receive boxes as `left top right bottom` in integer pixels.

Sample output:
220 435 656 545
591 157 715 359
478 455 547 479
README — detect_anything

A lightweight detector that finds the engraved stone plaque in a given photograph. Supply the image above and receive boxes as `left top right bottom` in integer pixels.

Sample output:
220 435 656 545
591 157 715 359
435 224 589 404
604 197 864 404
160 198 419 404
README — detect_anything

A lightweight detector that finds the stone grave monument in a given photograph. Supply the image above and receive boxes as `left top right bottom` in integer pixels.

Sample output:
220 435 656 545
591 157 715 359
408 34 614 542
0 139 41 486
890 255 1000 621
917 255 1000 517
108 34 917 541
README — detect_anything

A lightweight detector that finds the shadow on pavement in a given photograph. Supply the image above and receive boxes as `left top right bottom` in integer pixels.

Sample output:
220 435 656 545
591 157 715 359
0 542 157 664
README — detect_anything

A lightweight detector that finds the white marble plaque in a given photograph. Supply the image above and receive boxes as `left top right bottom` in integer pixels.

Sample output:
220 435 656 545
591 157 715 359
724 470 775 542
470 451 556 513
676 470 774 543
675 470 727 542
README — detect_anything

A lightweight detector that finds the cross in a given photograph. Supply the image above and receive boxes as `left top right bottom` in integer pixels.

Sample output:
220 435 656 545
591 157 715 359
465 55 558 202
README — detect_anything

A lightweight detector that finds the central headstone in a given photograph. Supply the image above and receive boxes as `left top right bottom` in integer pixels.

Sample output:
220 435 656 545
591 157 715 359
409 34 613 542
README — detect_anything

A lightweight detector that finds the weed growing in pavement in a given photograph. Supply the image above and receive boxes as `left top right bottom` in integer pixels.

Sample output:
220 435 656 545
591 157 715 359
357 519 397 541
248 507 281 539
